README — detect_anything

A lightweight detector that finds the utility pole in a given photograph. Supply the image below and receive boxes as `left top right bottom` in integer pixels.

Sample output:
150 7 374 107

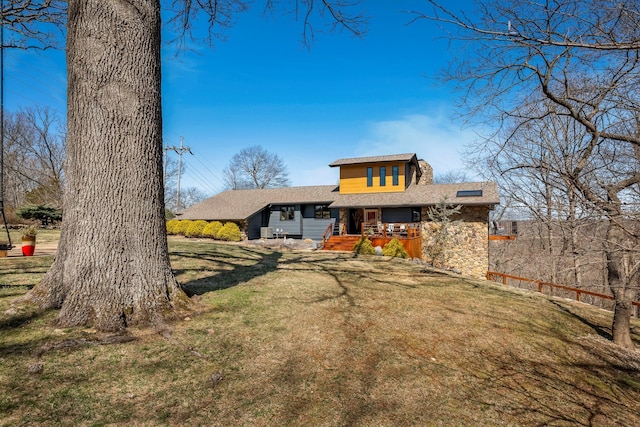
0 8 12 250
164 136 192 212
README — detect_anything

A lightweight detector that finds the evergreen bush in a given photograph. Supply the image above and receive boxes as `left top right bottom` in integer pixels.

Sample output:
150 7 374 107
16 204 62 226
217 222 242 242
382 238 409 258
353 236 376 255
185 220 209 238
202 221 223 239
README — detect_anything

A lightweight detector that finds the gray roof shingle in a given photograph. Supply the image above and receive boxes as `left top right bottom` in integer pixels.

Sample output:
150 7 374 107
178 185 338 220
328 153 417 167
329 181 499 208
178 182 499 220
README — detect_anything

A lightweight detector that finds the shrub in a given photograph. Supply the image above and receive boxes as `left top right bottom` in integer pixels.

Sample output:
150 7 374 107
166 219 180 235
16 204 62 226
202 221 223 239
174 220 193 236
382 238 409 258
185 220 209 238
353 237 376 255
21 225 38 238
217 222 242 242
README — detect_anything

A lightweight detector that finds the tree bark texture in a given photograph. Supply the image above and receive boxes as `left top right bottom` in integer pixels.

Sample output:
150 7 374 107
26 0 188 331
606 221 637 348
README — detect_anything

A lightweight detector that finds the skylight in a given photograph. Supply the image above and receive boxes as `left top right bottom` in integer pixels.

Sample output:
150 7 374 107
456 190 483 197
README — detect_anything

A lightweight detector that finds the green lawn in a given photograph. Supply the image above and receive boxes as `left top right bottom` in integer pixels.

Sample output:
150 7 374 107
1 238 639 426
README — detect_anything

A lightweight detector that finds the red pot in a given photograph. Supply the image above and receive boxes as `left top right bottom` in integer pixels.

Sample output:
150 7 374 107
22 238 36 256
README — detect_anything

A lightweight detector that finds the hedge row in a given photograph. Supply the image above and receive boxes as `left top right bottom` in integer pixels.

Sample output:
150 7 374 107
166 219 241 242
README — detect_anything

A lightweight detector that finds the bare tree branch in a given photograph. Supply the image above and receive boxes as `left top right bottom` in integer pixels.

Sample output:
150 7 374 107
166 0 366 52
1 0 66 49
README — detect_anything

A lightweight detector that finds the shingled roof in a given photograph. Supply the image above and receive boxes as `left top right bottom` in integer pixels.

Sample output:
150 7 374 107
178 185 338 220
178 181 499 221
328 153 417 167
329 181 499 208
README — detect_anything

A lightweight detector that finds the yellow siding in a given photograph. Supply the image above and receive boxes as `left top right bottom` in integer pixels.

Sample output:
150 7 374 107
339 163 406 194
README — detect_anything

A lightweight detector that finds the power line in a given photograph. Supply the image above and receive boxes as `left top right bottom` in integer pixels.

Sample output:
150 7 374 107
164 136 192 212
184 161 221 192
191 154 227 190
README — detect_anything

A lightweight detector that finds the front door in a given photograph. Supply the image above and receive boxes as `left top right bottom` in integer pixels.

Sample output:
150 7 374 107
347 208 363 234
363 209 378 228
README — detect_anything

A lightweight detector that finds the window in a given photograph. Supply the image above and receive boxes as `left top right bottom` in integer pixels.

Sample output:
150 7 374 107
280 206 295 221
380 166 386 186
392 165 399 186
367 167 373 187
412 208 421 222
314 205 331 219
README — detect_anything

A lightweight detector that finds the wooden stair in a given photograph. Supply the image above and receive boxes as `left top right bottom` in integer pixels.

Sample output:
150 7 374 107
322 235 361 252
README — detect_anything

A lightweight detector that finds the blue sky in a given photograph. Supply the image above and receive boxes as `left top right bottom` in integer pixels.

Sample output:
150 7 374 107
4 1 478 197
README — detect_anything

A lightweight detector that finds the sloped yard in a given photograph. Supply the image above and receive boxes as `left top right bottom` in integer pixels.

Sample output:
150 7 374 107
1 237 639 426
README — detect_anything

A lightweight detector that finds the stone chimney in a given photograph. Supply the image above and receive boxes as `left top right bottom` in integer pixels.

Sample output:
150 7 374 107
418 159 433 185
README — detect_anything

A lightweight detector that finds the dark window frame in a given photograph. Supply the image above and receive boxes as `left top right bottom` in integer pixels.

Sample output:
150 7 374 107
280 206 295 221
380 166 386 186
412 208 421 222
392 165 399 186
367 167 373 187
314 204 331 219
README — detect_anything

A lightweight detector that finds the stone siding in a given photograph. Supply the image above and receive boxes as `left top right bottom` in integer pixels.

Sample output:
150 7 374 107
338 208 347 234
418 159 433 185
421 206 489 279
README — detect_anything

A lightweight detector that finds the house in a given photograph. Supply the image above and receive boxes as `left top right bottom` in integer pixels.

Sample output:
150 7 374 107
178 153 499 278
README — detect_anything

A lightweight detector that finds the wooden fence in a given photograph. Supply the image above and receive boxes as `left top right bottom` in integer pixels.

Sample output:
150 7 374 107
486 271 640 309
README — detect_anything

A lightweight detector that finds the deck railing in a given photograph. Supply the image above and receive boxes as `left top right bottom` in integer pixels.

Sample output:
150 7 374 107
486 271 640 309
321 222 334 247
489 220 518 236
361 222 421 239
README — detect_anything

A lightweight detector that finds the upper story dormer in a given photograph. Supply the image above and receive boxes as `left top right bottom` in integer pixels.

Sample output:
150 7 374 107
329 153 433 194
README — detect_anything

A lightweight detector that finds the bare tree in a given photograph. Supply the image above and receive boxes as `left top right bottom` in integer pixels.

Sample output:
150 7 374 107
3 106 65 211
419 0 640 347
424 198 462 270
9 0 365 331
433 170 469 184
223 145 290 189
472 106 604 289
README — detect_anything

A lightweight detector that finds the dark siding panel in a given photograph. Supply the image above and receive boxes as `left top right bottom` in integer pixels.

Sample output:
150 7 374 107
405 163 412 189
269 205 302 235
301 204 315 218
302 218 335 240
246 212 264 240
381 207 412 223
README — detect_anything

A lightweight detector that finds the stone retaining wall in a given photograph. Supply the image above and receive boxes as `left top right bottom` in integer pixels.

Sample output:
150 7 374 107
421 206 489 279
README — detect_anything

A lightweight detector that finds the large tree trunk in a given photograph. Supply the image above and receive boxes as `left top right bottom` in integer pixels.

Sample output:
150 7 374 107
605 221 636 349
25 0 189 331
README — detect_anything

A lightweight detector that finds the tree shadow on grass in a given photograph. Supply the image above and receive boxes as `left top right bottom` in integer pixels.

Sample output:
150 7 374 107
180 249 283 297
0 309 44 331
551 300 614 340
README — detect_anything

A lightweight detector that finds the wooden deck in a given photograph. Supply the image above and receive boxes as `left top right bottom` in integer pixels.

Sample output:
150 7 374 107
323 235 422 258
322 235 362 252
321 221 422 258
489 235 516 241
